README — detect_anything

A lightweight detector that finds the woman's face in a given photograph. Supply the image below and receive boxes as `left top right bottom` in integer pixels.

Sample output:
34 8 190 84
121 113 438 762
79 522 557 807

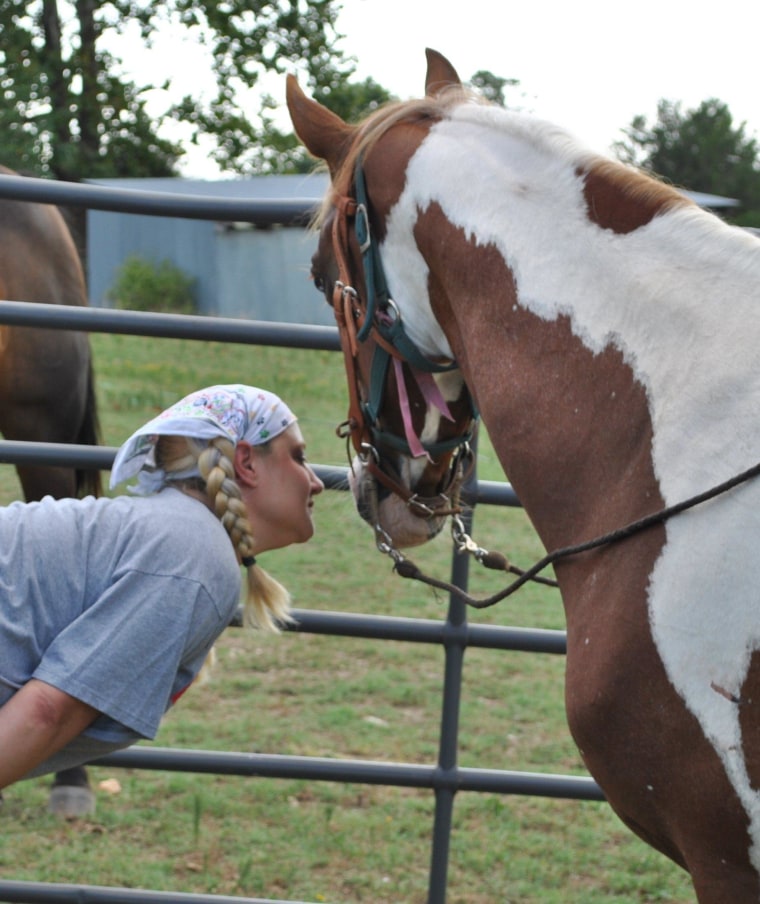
241 424 324 553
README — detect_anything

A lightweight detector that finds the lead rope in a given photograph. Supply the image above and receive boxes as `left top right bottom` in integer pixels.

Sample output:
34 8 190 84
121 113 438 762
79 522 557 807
377 458 760 610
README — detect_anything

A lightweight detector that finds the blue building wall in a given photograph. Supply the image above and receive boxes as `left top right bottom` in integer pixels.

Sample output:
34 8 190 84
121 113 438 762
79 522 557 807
86 173 333 326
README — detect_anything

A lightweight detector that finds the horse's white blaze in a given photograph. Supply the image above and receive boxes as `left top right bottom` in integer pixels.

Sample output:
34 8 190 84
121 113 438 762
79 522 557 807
382 103 760 866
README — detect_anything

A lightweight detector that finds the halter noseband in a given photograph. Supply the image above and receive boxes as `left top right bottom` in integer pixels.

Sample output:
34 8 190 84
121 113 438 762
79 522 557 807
329 158 478 518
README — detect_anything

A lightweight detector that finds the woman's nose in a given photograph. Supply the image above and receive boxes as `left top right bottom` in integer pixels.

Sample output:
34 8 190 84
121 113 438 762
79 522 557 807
310 467 325 495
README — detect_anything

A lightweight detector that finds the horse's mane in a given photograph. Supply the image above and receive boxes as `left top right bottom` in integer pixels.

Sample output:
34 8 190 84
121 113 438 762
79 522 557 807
318 87 691 226
446 100 692 217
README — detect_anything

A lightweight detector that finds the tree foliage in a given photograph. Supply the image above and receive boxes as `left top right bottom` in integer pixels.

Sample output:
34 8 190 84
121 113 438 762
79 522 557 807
469 69 518 108
0 4 523 183
0 0 352 180
257 74 394 174
614 98 760 225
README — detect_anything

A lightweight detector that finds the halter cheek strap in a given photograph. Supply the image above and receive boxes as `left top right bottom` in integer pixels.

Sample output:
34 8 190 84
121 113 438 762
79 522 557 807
331 165 478 452
328 160 479 517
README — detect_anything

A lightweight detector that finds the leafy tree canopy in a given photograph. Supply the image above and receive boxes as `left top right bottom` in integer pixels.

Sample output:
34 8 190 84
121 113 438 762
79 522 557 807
470 69 519 107
0 4 522 183
0 0 354 180
614 98 760 225
257 74 395 174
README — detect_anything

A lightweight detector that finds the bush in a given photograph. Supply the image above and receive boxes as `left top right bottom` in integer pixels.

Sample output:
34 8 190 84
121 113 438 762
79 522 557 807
107 255 197 314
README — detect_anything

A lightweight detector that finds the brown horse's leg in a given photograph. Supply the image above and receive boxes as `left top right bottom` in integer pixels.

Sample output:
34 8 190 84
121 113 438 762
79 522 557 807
15 465 77 502
1 327 101 502
48 767 95 819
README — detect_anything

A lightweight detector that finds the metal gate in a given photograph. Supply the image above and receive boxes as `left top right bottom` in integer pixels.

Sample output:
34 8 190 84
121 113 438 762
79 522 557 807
0 175 602 904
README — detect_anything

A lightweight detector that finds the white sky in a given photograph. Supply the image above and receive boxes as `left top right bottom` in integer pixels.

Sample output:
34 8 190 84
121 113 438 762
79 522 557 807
135 0 760 178
333 0 760 156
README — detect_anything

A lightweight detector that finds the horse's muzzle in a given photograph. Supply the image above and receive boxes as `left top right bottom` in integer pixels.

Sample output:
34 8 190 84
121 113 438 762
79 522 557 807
348 456 450 548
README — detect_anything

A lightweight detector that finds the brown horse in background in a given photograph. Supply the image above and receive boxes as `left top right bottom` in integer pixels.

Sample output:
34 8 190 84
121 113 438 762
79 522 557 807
0 165 100 502
0 165 101 814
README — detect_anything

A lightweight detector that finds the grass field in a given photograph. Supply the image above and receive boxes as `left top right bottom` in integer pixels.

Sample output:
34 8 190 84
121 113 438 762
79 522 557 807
0 332 695 903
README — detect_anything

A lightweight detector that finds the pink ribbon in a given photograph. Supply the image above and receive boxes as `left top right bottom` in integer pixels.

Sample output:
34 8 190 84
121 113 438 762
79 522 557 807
392 358 455 460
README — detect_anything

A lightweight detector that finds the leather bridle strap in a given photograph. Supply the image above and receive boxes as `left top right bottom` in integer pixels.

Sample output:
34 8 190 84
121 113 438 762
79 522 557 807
329 179 476 518
331 195 442 510
331 195 369 454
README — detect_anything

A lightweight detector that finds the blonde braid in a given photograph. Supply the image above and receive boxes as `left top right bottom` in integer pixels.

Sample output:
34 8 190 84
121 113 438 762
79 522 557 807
151 434 291 688
197 437 292 633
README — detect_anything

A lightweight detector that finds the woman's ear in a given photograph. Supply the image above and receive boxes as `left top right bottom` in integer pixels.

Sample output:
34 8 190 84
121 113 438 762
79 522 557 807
234 441 258 488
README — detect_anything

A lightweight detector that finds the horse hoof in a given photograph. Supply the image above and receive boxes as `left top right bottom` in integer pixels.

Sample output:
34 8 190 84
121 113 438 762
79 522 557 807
48 779 96 819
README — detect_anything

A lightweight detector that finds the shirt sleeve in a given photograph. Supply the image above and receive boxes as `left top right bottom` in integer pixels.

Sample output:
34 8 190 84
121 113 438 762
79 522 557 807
33 569 233 741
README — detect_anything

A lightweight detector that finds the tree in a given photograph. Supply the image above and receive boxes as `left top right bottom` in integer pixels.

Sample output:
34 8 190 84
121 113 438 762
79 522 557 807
469 69 519 108
614 98 760 225
0 0 353 180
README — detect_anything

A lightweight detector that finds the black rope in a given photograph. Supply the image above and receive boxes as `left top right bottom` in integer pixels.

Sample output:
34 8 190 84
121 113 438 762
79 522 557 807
395 459 760 610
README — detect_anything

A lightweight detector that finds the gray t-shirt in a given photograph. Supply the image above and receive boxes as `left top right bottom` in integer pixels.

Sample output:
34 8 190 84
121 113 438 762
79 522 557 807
0 488 241 773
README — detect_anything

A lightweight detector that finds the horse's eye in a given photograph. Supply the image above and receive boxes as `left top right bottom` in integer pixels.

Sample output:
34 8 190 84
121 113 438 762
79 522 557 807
312 272 325 294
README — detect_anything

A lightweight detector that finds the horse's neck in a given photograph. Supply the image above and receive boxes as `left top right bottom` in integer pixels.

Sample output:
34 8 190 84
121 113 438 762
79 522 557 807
453 285 660 553
387 127 760 552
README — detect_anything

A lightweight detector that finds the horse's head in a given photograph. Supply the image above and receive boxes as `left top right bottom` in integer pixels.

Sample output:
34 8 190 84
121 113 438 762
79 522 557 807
287 50 478 550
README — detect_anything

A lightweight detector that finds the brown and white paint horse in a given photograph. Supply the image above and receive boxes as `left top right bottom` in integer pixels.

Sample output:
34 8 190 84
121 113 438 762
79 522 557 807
289 50 760 902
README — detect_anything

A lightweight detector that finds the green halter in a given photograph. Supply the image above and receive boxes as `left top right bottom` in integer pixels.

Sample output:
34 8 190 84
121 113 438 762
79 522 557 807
352 158 478 457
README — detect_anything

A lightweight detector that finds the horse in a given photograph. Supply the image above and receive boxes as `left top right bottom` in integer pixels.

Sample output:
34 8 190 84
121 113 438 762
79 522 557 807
287 49 760 902
0 166 100 502
0 165 101 814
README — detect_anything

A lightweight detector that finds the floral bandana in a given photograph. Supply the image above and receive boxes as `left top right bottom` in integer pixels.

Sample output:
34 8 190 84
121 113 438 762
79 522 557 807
109 384 297 494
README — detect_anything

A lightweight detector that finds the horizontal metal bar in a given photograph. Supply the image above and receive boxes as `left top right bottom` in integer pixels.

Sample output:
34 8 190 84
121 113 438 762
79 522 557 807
285 608 567 654
0 879 312 904
0 173 318 224
0 440 115 470
0 441 520 509
92 746 603 801
0 300 340 350
0 445 346 493
475 479 521 507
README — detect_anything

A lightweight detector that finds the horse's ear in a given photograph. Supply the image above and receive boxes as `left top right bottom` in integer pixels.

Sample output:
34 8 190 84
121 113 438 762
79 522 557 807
425 49 462 96
286 75 355 177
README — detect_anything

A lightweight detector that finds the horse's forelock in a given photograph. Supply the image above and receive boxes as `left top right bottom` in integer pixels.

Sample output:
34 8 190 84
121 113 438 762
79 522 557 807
314 87 475 229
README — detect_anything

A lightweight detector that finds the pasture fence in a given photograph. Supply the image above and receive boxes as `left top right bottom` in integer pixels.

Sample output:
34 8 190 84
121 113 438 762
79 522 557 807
0 176 602 904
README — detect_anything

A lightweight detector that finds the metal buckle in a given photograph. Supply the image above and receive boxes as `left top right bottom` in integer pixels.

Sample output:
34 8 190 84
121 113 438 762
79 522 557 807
355 203 371 254
407 494 439 518
359 442 380 465
335 281 358 302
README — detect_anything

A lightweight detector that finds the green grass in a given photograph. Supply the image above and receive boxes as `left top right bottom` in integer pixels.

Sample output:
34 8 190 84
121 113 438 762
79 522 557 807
0 333 695 903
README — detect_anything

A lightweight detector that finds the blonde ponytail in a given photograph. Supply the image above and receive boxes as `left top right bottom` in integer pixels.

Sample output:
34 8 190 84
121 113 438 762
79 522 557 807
242 560 293 632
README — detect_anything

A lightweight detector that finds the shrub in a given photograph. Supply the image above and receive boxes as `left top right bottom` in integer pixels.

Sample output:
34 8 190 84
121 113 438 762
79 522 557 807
107 255 197 314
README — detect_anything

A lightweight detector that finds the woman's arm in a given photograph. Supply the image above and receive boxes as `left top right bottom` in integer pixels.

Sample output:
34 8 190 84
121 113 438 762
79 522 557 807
0 679 99 790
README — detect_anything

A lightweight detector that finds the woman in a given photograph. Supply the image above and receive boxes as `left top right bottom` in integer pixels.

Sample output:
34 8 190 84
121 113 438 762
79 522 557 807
0 384 323 791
